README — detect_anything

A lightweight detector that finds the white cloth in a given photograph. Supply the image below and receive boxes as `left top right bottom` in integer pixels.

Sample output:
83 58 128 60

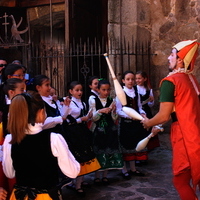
65 96 87 124
41 95 69 130
88 90 99 110
2 123 80 179
0 145 3 162
90 96 118 122
136 85 154 107
42 96 57 109
5 95 11 105
116 86 146 118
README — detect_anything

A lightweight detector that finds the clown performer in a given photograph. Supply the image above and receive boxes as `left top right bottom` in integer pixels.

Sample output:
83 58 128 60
142 39 200 200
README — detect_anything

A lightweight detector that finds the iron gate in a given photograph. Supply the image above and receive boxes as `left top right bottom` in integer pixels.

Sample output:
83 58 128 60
30 37 152 101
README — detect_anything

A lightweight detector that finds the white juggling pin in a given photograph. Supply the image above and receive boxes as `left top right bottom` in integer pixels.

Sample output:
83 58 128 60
122 106 144 121
104 53 127 106
135 125 164 152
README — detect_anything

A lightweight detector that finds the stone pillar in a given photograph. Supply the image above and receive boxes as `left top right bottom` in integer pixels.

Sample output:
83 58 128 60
150 0 200 90
107 0 151 75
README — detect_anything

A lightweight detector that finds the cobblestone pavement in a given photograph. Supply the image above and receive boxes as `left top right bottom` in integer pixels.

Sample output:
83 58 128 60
62 136 200 200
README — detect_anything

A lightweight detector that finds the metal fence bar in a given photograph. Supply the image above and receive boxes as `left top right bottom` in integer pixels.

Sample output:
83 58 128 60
30 37 152 98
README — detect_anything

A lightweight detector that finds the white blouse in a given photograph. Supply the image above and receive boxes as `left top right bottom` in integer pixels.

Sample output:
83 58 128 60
88 90 99 109
2 123 80 179
42 95 69 130
90 96 118 122
136 85 154 107
64 96 87 124
116 86 146 118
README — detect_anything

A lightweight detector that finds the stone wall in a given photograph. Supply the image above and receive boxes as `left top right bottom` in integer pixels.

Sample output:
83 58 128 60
150 0 200 91
108 0 200 109
108 0 200 147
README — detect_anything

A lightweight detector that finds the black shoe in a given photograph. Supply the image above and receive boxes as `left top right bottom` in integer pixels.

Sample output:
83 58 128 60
76 188 86 198
140 160 148 165
122 172 131 180
102 177 109 185
59 177 73 189
81 181 91 188
129 170 145 176
94 178 101 186
65 183 75 190
135 161 142 166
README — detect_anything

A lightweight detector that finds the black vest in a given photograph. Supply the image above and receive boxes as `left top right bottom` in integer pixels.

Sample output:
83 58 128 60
44 101 60 117
124 86 139 113
11 130 59 189
94 96 113 125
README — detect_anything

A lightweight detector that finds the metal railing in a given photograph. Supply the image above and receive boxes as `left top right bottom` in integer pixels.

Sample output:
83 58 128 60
30 37 152 100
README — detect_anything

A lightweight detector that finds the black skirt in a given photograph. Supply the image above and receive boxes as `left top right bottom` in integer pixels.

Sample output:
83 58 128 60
119 118 148 153
62 121 95 163
93 122 120 155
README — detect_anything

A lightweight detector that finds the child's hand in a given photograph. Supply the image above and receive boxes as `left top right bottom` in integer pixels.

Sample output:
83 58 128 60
63 96 71 106
111 104 116 112
87 111 93 119
99 108 111 114
81 116 89 122
149 96 154 102
52 94 58 102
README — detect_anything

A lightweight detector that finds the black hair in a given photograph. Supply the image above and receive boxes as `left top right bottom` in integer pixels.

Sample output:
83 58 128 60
20 91 45 125
2 64 24 82
26 75 49 92
122 70 135 80
98 79 110 89
68 81 82 90
136 71 151 90
3 78 24 96
67 81 82 97
88 76 99 86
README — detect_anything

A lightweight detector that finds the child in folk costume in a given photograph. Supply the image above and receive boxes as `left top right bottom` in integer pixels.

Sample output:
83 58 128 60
62 81 100 197
27 75 72 189
88 76 99 100
116 71 148 180
2 91 80 200
90 79 123 185
49 87 63 110
0 78 26 199
0 65 26 192
2 79 26 136
27 75 67 133
87 76 99 131
135 71 160 152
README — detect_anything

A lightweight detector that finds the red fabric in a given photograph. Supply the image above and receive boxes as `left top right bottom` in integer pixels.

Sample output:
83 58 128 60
147 135 160 150
123 152 148 161
87 120 92 129
173 170 198 200
161 73 200 190
177 43 196 60
176 42 199 71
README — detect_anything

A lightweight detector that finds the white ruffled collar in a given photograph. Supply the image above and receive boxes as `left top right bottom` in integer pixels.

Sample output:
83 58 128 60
91 90 99 96
167 68 191 77
71 96 81 103
25 123 43 135
123 86 135 98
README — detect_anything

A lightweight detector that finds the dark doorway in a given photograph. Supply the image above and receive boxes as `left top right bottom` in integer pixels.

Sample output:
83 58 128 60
69 0 108 43
68 0 108 100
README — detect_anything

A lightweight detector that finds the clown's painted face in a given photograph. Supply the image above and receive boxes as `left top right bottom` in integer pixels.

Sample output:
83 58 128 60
168 48 178 71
